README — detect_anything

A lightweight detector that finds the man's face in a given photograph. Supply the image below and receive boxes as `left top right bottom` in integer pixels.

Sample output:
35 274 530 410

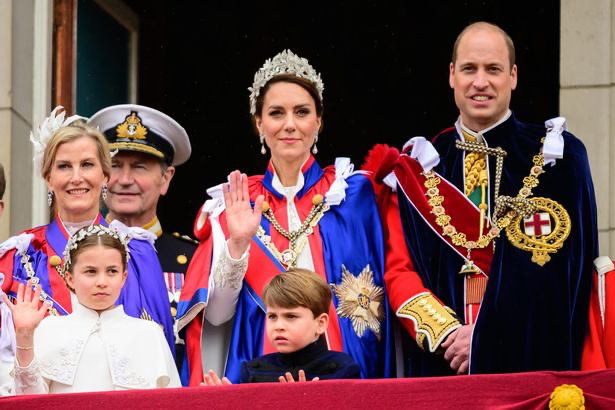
106 151 175 221
449 28 517 131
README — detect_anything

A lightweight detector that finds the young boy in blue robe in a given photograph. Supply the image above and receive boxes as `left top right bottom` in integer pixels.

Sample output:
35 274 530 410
202 268 360 384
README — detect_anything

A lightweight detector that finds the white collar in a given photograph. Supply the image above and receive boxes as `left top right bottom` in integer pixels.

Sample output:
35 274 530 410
458 110 512 142
270 157 309 199
71 301 125 322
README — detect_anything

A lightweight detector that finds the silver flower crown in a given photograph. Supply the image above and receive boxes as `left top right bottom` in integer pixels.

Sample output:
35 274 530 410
248 49 324 115
63 224 130 272
30 106 88 175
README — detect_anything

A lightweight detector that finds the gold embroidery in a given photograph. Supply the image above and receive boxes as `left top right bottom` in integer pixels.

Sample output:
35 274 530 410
332 265 384 340
109 142 164 159
396 293 461 352
116 111 148 140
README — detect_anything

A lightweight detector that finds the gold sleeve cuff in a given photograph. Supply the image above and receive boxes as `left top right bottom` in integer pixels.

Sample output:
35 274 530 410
396 293 461 352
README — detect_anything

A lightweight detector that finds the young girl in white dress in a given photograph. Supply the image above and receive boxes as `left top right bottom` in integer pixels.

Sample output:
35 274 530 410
2 224 181 394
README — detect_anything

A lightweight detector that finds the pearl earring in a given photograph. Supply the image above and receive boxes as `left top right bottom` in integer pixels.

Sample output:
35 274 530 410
260 134 266 155
47 190 54 207
312 133 319 155
102 184 108 200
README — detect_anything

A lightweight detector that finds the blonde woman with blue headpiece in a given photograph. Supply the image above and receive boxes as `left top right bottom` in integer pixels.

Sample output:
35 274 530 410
179 50 393 385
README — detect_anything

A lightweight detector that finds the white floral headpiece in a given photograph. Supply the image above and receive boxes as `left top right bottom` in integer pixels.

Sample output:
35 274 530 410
63 224 130 272
30 106 88 175
248 50 324 115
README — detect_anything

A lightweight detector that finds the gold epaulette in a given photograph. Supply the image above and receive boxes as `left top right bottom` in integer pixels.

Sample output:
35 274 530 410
396 292 461 352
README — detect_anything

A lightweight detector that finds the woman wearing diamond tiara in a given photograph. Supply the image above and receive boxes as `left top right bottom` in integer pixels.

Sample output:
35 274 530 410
179 50 392 385
3 224 180 393
0 108 175 394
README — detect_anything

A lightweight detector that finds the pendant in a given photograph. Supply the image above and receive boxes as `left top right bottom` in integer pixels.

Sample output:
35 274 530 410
459 259 480 275
280 249 297 265
505 197 571 266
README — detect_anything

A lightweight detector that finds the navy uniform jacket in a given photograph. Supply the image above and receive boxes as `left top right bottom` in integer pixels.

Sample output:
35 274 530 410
240 337 361 383
155 231 198 370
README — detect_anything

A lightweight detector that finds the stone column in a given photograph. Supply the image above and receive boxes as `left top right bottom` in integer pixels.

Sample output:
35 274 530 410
0 0 51 240
560 0 615 257
0 0 13 240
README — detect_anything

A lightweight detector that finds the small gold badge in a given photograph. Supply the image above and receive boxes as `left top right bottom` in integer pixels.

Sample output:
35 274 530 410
49 255 62 267
177 255 188 265
332 265 384 340
116 111 148 140
506 197 571 266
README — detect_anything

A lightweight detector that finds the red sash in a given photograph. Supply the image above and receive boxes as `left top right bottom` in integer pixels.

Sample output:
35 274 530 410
393 155 493 276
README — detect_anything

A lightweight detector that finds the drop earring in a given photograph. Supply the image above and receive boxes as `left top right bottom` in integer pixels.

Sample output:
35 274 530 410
102 184 108 200
312 133 319 154
47 190 54 207
260 134 266 155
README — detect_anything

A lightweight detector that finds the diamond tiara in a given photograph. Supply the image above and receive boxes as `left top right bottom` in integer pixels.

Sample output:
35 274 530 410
248 50 324 115
63 224 130 272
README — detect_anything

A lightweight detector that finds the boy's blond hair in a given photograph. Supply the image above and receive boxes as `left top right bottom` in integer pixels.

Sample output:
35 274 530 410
262 268 331 317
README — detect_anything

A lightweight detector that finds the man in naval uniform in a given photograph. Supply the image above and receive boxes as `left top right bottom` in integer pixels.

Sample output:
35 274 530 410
370 22 598 376
89 105 197 376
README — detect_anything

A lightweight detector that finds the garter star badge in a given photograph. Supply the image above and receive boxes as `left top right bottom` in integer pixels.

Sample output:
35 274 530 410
332 265 384 340
505 197 571 266
116 111 148 140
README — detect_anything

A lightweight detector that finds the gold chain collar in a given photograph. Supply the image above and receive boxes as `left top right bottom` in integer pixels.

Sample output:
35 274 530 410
493 152 545 227
424 140 547 274
257 194 330 269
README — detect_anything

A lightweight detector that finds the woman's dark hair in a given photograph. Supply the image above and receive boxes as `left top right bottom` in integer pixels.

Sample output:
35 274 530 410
251 74 324 133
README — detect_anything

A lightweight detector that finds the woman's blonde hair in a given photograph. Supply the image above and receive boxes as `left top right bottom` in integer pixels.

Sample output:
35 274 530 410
41 120 111 181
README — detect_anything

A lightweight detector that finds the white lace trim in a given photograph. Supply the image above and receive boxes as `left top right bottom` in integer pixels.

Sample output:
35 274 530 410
213 243 249 289
14 357 46 394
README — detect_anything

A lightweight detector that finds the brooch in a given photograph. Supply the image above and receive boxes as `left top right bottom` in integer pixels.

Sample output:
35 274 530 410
332 265 384 340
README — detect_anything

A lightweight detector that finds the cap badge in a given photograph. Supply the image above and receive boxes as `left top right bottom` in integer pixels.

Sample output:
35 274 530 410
116 111 148 140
